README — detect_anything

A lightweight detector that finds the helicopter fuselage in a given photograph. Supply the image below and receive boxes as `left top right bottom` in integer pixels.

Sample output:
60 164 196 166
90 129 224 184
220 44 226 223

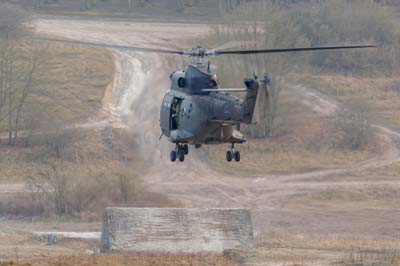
160 89 245 145
159 64 260 146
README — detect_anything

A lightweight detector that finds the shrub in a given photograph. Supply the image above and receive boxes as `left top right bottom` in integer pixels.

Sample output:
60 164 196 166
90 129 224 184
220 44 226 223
332 107 371 150
25 162 141 218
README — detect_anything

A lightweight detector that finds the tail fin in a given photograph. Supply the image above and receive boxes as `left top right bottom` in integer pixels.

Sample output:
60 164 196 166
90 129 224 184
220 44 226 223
242 77 260 124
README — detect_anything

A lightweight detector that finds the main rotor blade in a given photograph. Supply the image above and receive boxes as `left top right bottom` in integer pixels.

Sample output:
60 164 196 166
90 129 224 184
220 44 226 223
215 45 376 55
31 38 185 55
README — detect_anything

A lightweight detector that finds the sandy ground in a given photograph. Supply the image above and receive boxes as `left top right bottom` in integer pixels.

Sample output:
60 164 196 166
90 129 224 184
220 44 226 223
1 18 400 264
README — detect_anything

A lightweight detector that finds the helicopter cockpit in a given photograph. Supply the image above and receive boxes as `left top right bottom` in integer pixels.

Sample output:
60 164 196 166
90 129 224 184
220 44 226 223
184 65 217 94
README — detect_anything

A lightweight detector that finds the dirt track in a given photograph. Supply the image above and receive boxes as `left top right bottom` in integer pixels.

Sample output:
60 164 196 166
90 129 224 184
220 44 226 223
26 19 400 242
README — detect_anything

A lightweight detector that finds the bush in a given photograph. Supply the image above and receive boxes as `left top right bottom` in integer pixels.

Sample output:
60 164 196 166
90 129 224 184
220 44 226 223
332 107 371 150
25 162 141 218
0 192 46 218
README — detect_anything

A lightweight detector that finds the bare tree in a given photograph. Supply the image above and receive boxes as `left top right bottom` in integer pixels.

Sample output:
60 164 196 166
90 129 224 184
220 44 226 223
218 0 241 16
81 0 96 11
26 161 140 216
0 4 49 146
11 53 38 145
0 4 32 145
0 3 28 35
333 106 371 150
128 0 134 11
34 0 45 9
26 163 77 215
218 0 225 16
176 0 185 12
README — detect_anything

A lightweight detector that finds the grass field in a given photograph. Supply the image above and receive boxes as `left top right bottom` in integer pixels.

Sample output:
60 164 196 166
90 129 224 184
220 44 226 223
203 74 380 175
30 44 114 126
0 250 235 266
0 233 399 266
300 74 400 127
0 44 114 182
252 236 400 266
205 137 372 176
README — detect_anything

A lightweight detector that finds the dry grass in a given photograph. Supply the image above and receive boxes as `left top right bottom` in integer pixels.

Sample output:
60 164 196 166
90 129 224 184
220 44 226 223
205 138 371 175
0 233 234 264
0 43 113 132
0 127 177 218
0 254 234 266
0 233 398 266
284 185 400 210
0 44 113 183
204 91 373 175
55 11 146 19
299 74 400 127
225 73 398 178
251 236 400 266
30 44 114 126
354 161 400 179
205 72 400 177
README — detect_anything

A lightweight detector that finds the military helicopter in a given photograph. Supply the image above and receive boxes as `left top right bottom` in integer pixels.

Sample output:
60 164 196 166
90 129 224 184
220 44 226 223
34 37 374 162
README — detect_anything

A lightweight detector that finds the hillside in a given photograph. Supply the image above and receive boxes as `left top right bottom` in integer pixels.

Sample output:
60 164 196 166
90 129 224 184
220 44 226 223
0 1 400 266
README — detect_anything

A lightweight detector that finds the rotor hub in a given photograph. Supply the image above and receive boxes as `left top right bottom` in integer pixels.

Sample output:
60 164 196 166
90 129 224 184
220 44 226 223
182 46 220 58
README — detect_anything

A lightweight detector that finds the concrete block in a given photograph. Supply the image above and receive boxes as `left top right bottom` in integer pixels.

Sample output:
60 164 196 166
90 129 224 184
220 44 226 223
32 231 101 245
101 208 254 254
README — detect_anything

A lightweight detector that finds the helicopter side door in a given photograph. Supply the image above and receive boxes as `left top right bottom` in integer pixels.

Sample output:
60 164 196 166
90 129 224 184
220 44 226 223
170 97 183 130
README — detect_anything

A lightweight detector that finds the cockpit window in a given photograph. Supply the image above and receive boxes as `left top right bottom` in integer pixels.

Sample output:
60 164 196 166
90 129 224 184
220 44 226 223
209 74 218 89
209 79 217 88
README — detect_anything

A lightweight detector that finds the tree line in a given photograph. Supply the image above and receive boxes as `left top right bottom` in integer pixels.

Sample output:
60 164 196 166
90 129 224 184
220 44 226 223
33 0 244 14
208 0 398 143
31 0 398 16
0 4 45 146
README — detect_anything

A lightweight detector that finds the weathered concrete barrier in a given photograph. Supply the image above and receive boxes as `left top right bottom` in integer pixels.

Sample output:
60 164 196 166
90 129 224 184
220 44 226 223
100 208 254 254
32 231 100 245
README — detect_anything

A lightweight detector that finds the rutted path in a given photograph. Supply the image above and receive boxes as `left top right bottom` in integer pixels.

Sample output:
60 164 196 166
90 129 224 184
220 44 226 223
9 18 400 240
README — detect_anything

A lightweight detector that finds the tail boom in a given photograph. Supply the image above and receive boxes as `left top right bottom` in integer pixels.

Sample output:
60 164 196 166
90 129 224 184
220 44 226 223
241 78 260 124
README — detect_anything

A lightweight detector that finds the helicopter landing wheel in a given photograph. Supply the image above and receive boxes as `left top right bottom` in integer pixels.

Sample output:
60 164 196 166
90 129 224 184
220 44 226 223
234 151 241 162
183 144 189 155
178 149 185 162
226 150 233 162
170 150 177 162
